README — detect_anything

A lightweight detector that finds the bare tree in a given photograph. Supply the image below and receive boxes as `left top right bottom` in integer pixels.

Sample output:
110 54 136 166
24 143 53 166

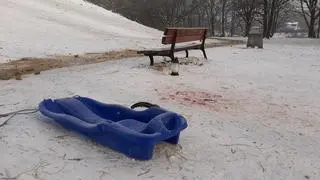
229 1 243 36
203 0 219 36
236 0 260 36
157 0 206 29
158 0 185 27
262 0 291 38
193 0 206 26
299 0 320 38
86 0 295 38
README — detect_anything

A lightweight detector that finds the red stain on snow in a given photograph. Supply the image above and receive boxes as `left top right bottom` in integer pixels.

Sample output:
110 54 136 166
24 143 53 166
157 88 291 117
158 89 225 110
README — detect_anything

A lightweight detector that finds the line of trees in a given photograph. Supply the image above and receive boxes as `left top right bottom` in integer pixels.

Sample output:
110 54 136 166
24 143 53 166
86 0 320 38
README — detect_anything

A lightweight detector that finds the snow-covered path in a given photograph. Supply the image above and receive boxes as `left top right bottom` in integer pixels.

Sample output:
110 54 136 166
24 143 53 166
0 40 319 180
0 0 161 63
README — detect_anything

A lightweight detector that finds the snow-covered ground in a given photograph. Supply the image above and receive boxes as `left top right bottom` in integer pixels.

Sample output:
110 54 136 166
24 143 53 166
0 39 319 180
0 0 162 63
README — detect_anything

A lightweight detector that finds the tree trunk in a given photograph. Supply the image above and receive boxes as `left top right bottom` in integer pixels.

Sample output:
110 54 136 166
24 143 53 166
221 1 226 37
230 9 236 37
245 21 252 37
207 16 212 35
198 12 201 27
270 11 279 37
309 16 316 38
317 15 320 38
266 0 276 38
263 0 269 38
211 16 215 36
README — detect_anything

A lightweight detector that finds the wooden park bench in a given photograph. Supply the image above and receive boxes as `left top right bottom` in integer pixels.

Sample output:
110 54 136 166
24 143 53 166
137 27 208 66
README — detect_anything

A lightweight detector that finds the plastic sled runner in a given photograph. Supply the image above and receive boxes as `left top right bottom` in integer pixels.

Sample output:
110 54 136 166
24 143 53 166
39 96 188 160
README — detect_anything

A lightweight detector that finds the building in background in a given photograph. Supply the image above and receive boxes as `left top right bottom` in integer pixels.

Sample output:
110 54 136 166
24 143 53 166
285 22 300 31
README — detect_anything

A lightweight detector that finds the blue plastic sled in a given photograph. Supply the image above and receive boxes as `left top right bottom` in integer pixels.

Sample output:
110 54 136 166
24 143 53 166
39 96 188 160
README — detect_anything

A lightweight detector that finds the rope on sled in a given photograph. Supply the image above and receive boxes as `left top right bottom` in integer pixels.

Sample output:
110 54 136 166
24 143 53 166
0 108 39 127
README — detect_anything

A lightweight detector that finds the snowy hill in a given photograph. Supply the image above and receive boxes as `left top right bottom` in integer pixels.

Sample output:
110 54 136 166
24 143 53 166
0 0 162 63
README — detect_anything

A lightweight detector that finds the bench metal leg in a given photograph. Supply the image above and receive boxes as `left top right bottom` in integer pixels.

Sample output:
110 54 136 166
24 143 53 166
185 50 189 58
148 55 154 66
201 48 207 59
170 53 175 62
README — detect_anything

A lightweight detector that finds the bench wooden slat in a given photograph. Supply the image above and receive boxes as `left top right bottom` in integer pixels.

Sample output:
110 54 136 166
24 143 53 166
165 28 207 36
137 44 201 55
162 35 204 44
162 28 206 44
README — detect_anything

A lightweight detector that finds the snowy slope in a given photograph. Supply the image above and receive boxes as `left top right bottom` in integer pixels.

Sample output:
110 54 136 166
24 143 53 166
0 0 162 63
